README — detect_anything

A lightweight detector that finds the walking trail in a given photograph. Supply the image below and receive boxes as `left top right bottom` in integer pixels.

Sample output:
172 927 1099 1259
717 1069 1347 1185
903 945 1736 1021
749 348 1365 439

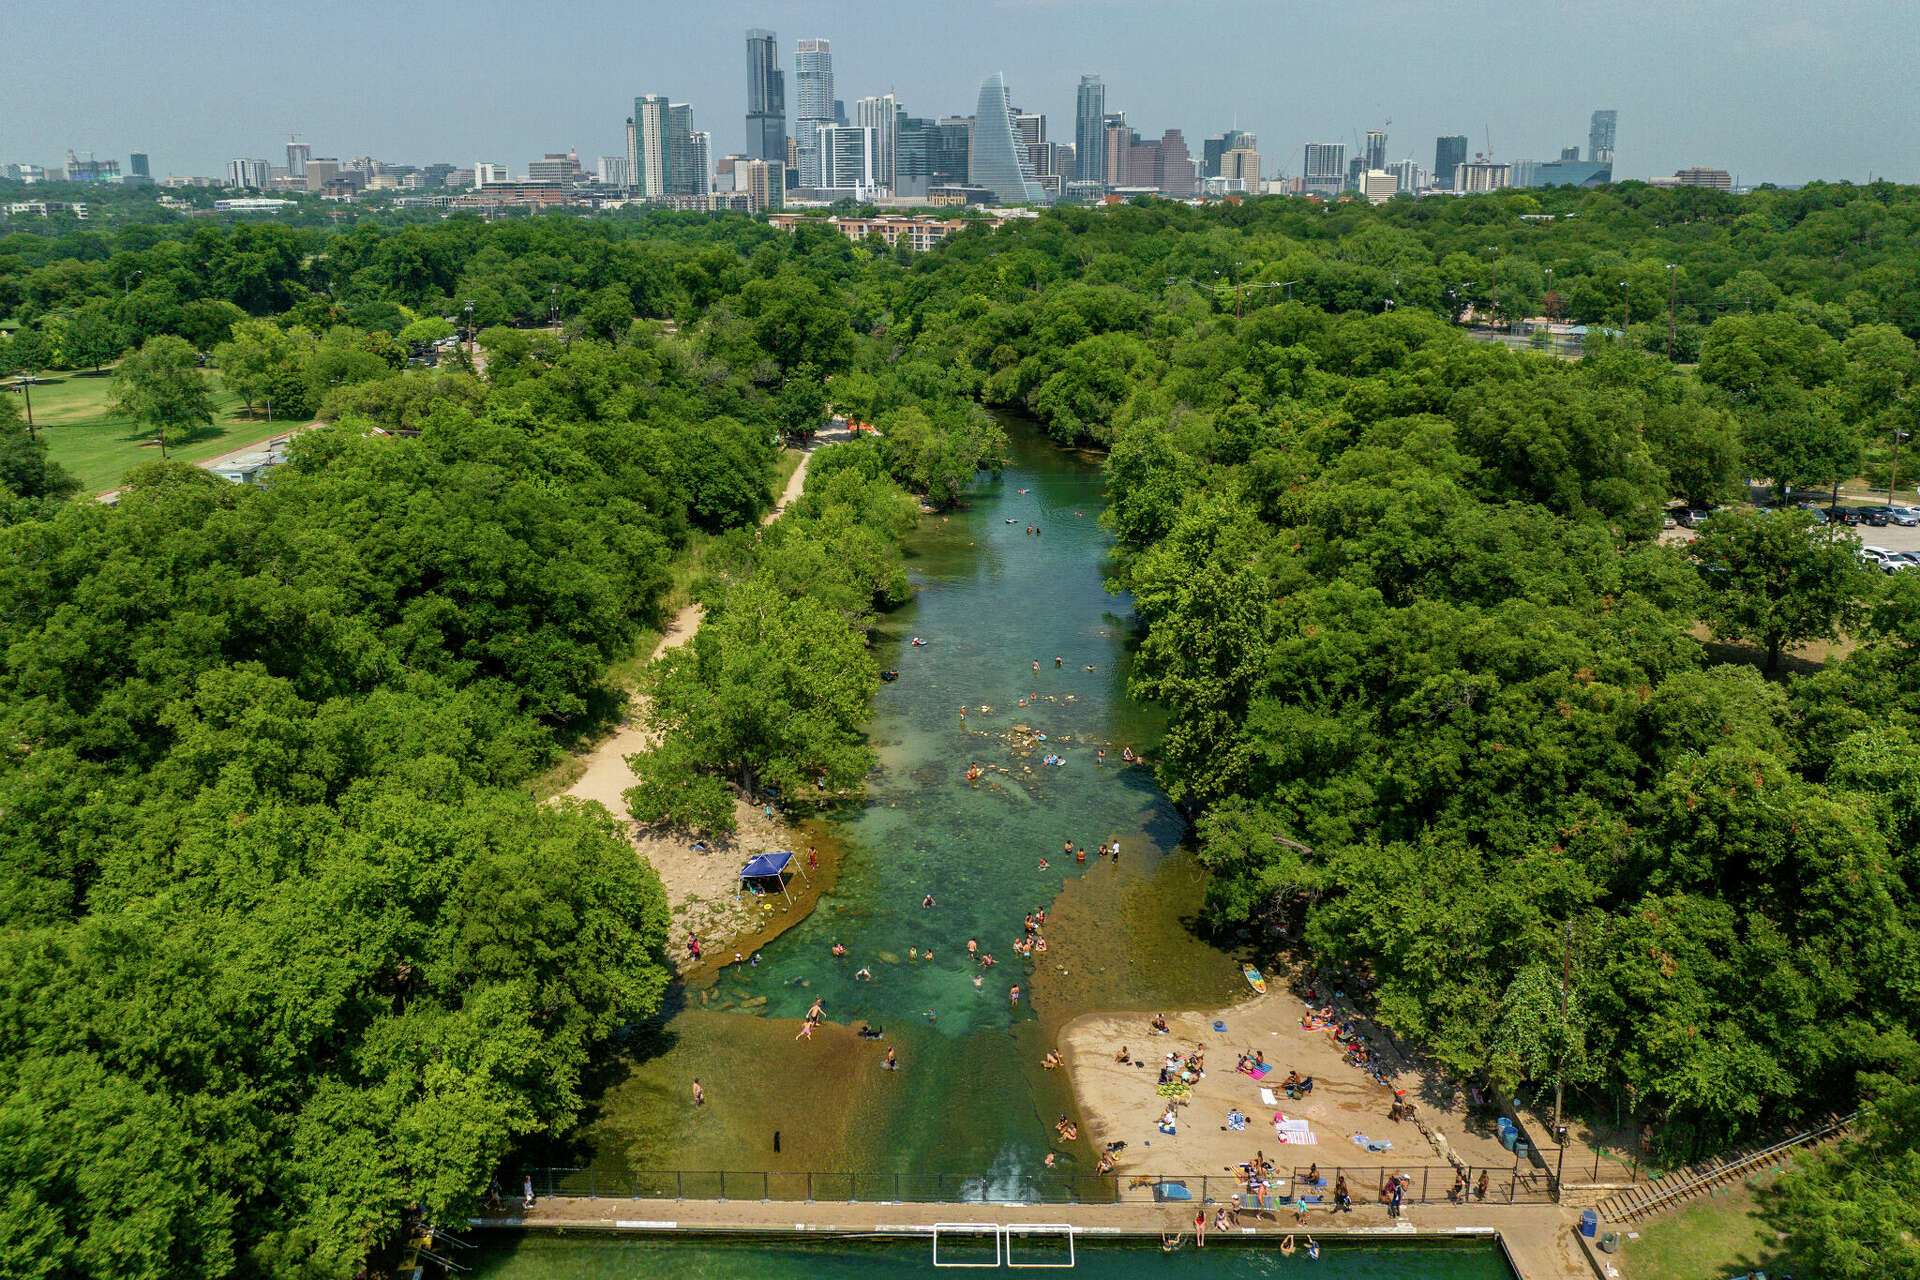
557 426 854 956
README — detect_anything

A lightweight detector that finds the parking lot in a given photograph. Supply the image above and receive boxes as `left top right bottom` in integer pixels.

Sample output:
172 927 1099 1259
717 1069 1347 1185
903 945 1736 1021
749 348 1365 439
1664 505 1920 557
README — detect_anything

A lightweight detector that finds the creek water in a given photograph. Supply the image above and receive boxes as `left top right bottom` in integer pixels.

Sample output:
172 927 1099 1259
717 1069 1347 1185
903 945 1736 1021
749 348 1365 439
569 423 1243 1188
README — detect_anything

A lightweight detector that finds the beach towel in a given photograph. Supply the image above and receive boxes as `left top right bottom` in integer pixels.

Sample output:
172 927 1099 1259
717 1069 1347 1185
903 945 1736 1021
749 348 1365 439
1260 1088 1278 1107
1227 1112 1247 1132
1240 1062 1273 1079
1275 1117 1317 1146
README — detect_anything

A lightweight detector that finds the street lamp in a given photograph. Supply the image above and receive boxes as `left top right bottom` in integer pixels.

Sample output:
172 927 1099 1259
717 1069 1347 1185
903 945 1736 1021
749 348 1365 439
463 299 475 358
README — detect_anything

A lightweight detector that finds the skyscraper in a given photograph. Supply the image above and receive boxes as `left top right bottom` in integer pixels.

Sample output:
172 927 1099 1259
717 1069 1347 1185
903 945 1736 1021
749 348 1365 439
634 94 668 196
286 139 309 179
625 117 638 191
1365 130 1388 171
745 29 787 165
1074 75 1106 185
1303 142 1346 196
666 103 698 194
794 38 834 186
691 131 713 194
1434 136 1467 191
1589 110 1617 164
969 72 1044 205
855 94 899 190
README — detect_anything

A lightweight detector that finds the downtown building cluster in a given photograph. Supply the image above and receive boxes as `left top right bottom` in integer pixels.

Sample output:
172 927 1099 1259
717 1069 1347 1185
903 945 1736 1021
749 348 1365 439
8 37 1750 223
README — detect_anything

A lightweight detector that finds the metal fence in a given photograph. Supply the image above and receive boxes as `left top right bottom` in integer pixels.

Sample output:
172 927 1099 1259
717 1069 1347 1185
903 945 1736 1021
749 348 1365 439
515 1159 1557 1208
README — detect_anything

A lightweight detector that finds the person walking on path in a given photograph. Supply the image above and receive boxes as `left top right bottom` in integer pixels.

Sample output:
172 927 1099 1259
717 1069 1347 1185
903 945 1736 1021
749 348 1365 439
1388 1177 1404 1218
523 1175 535 1208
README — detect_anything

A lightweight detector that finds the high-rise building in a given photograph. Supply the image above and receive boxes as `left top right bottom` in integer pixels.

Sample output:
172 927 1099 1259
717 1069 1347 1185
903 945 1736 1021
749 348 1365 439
1220 146 1262 189
625 117 639 192
1434 136 1467 191
1104 113 1133 188
1302 142 1345 195
634 95 668 196
1389 159 1419 192
1074 75 1106 186
691 131 713 194
226 158 271 189
306 158 342 192
1588 109 1617 164
855 94 900 189
527 152 583 183
741 157 783 211
598 155 631 188
286 140 309 179
1014 112 1045 148
745 29 787 164
794 38 834 186
1359 170 1397 205
1205 129 1256 178
816 125 875 191
129 152 150 179
1456 160 1510 192
969 72 1045 205
667 103 698 194
1364 130 1388 171
933 117 973 186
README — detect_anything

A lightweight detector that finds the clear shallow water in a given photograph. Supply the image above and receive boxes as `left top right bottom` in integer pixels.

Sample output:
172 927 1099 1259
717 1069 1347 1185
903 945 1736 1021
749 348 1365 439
468 1233 1519 1280
577 425 1242 1183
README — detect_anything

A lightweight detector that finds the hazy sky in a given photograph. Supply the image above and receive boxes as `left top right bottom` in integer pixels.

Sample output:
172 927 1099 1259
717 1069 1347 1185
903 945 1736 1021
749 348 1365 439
5 0 1914 185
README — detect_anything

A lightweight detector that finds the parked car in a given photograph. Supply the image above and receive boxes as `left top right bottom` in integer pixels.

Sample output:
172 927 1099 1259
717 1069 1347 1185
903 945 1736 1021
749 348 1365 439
1827 506 1864 527
1857 506 1892 527
1888 506 1920 527
1675 508 1714 528
1861 547 1910 573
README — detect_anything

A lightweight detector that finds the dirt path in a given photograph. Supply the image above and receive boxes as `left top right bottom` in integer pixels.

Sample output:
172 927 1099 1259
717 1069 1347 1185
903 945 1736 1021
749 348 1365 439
556 426 854 954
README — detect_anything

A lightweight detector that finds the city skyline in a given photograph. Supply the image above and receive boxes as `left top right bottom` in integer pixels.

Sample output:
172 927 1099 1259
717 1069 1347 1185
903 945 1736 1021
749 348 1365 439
4 1 1917 186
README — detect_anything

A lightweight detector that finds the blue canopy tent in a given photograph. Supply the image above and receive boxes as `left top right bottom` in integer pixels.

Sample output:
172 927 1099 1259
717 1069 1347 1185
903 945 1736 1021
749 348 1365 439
738 850 811 904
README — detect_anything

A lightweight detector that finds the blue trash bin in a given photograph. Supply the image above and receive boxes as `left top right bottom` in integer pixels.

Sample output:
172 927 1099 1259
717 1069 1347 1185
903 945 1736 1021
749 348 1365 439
1581 1210 1598 1238
1501 1128 1517 1150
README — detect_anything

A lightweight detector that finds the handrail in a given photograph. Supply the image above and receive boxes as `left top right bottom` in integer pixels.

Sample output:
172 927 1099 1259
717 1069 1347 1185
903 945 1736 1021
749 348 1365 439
508 1158 1559 1210
1598 1112 1855 1223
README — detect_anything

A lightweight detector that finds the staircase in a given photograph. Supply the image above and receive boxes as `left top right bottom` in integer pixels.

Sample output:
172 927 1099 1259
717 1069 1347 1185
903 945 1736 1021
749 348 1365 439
1594 1113 1854 1225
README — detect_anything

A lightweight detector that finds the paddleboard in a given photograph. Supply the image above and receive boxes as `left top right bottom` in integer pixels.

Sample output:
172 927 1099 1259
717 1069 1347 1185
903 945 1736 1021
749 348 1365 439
1242 964 1267 994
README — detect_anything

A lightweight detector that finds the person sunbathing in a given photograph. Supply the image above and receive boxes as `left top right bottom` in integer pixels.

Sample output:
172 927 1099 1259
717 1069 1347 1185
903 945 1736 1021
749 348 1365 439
1115 1046 1132 1064
1150 1014 1170 1034
1281 1070 1303 1088
1042 1051 1063 1069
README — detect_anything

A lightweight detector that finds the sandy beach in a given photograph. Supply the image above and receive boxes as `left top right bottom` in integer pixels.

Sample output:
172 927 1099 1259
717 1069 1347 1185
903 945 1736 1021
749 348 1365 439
1060 989 1519 1196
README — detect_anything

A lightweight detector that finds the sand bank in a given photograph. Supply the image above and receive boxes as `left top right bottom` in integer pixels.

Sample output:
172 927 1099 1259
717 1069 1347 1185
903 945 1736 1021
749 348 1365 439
1060 990 1518 1190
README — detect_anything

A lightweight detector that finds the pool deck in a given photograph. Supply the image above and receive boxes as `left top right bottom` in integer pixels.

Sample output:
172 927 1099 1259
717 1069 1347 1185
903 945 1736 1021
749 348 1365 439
478 1196 1593 1279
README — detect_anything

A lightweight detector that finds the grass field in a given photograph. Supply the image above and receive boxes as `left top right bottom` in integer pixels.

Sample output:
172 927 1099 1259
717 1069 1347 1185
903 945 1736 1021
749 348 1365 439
1625 1167 1797 1280
11 370 276 493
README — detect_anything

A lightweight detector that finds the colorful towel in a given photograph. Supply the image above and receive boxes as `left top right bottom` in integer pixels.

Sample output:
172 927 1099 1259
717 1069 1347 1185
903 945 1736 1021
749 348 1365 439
1240 1062 1273 1079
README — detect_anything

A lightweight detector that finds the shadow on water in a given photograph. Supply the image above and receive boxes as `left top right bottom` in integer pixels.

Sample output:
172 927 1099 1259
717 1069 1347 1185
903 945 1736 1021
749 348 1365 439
570 418 1243 1186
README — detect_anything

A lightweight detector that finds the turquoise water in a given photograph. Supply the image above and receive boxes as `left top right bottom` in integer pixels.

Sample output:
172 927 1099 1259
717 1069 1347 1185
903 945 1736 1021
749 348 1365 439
468 1233 1518 1279
578 425 1241 1185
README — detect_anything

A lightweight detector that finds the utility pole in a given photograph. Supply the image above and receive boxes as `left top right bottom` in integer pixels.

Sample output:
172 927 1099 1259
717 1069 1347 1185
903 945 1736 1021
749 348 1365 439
1554 920 1571 1139
1665 264 1679 361
1620 281 1631 337
18 376 34 435
1891 426 1909 509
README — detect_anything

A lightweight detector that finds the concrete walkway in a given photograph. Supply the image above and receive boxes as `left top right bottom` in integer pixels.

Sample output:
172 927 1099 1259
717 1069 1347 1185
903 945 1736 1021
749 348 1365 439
478 1194 1590 1279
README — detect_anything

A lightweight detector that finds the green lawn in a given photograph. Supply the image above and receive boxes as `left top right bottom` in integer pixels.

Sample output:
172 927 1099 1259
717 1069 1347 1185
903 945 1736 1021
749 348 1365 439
13 370 277 493
1626 1167 1797 1280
